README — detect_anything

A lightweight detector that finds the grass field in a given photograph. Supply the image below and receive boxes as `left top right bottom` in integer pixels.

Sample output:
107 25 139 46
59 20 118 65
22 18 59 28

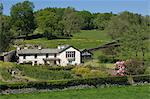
17 30 111 49
0 85 149 99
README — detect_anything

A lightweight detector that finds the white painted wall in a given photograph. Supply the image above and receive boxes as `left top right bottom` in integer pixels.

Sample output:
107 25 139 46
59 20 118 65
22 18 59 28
18 54 55 65
18 47 81 66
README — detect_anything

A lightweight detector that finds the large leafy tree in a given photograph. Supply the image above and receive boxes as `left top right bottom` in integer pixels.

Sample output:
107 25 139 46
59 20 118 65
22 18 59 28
61 7 83 37
0 3 13 51
106 11 149 65
35 10 60 39
77 10 94 30
10 1 35 37
107 11 142 39
93 13 114 30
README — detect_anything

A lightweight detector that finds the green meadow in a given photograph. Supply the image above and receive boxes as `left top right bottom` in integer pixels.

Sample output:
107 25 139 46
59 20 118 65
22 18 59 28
17 30 111 49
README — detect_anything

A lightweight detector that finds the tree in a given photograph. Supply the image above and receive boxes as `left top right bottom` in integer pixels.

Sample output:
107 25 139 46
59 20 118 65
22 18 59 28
106 11 142 39
35 10 59 39
106 11 149 72
61 7 83 37
10 1 35 37
77 10 94 30
93 13 114 30
0 3 3 32
0 3 13 51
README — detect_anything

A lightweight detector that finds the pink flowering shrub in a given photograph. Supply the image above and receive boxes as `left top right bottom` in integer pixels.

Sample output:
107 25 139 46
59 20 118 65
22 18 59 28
114 59 145 76
114 61 126 76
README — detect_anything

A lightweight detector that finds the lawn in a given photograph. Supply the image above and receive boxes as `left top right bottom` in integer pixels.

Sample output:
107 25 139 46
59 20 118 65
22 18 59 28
0 85 149 99
17 30 111 49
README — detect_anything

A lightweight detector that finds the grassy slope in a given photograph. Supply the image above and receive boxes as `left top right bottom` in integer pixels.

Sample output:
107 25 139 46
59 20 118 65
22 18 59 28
18 30 111 49
1 85 149 99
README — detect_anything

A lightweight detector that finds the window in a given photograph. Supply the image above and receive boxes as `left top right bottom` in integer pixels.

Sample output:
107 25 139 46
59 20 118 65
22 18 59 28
35 54 37 59
46 54 48 58
23 55 26 59
54 54 57 58
35 61 37 64
66 51 75 58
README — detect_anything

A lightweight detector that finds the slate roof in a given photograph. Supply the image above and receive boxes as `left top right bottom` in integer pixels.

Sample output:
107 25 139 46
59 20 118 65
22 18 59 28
17 45 74 55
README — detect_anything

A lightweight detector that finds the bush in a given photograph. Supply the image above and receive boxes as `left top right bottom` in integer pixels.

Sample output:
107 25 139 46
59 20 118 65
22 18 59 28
132 74 150 83
98 55 117 63
72 67 91 78
71 67 109 78
86 70 109 78
125 59 146 75
47 65 74 70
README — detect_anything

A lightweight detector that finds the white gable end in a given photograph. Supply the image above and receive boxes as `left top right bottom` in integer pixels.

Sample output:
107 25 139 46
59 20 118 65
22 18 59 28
57 47 81 66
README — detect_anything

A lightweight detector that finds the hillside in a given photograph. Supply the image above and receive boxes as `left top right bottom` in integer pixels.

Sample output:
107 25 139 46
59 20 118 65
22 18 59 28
16 30 111 49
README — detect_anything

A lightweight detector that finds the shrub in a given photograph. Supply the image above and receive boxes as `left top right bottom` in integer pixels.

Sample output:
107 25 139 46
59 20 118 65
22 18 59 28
132 74 150 83
125 59 146 75
98 55 116 63
72 67 91 78
71 67 109 78
47 65 74 70
85 70 109 78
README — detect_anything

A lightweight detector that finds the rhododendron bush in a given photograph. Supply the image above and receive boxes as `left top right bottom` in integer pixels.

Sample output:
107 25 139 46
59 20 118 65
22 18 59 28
115 61 126 76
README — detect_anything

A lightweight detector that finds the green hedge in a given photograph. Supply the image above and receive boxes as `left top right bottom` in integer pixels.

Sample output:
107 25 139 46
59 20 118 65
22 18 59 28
0 76 128 90
0 75 149 91
132 74 150 83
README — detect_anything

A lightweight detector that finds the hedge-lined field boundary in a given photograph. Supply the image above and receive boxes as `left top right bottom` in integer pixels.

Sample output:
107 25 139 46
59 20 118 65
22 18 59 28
0 75 149 91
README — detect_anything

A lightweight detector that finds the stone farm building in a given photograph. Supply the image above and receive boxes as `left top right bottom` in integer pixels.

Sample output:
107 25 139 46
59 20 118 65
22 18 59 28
17 45 81 66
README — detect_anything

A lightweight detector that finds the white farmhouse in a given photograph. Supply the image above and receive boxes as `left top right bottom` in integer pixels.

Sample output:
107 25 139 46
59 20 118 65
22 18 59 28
17 45 81 66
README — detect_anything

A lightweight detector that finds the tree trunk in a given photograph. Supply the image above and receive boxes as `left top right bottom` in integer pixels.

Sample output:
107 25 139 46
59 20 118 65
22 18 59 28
141 47 145 66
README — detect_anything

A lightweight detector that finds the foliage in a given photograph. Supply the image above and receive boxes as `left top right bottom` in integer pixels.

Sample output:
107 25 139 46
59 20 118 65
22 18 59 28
0 61 15 80
106 11 144 39
94 13 114 30
16 65 73 80
144 67 150 74
71 67 108 78
132 74 150 83
10 1 35 36
71 67 90 78
0 15 13 51
125 59 146 75
61 7 83 37
106 11 149 67
77 10 94 30
35 10 60 39
0 3 13 51
98 54 117 63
